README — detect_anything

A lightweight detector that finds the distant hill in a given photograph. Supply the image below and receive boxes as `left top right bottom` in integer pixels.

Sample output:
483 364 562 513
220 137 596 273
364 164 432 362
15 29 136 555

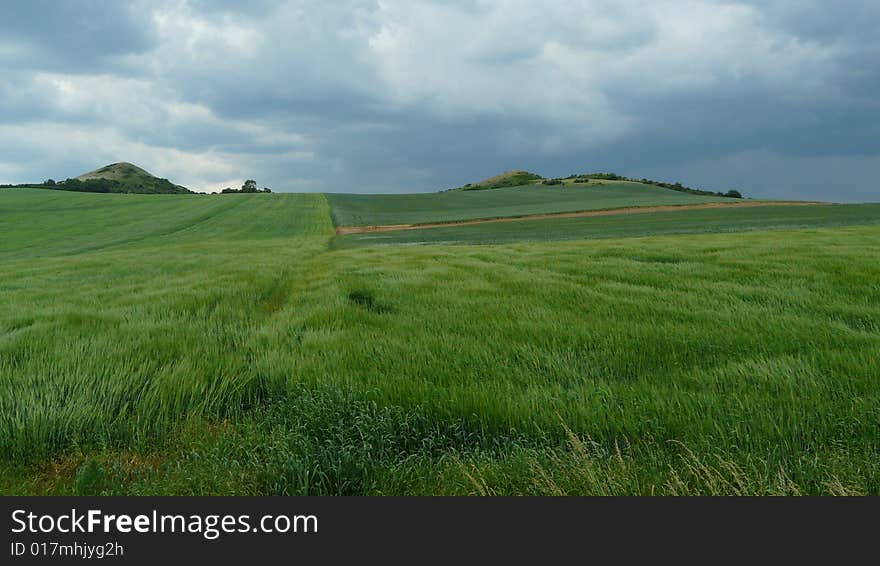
447 169 742 199
69 162 192 194
458 170 544 191
0 163 192 194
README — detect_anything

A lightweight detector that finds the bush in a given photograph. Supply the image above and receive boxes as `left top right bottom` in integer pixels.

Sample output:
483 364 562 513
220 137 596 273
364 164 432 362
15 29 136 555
52 178 122 193
583 173 624 181
75 459 108 495
725 190 743 199
348 289 391 314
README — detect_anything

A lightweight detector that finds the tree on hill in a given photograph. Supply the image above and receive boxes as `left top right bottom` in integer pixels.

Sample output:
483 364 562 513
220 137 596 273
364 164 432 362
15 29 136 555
221 180 272 194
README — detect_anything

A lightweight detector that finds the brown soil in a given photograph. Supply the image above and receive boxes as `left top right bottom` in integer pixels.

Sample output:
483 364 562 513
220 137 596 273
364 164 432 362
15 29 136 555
335 201 827 235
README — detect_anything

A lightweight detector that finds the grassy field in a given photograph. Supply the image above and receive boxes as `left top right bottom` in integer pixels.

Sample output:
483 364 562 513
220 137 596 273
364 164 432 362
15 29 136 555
0 189 234 259
327 180 733 227
2 188 880 495
334 203 880 248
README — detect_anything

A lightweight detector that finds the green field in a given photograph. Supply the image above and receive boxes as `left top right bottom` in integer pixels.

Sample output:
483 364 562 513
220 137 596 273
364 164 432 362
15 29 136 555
0 189 326 259
334 203 880 248
2 188 880 495
327 180 733 226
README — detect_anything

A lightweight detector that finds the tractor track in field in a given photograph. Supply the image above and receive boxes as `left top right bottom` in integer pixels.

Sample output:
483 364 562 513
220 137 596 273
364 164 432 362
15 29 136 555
335 201 828 235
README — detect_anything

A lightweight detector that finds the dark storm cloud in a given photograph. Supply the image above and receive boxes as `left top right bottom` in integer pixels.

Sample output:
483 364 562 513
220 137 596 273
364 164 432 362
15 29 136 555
0 0 877 201
0 1 155 71
742 1 880 42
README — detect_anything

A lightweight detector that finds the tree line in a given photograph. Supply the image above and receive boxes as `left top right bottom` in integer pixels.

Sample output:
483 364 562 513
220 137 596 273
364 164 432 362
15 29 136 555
563 173 743 198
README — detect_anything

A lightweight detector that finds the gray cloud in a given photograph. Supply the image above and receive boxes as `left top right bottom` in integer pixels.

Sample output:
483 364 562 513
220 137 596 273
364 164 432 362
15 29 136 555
0 1 155 71
0 0 877 201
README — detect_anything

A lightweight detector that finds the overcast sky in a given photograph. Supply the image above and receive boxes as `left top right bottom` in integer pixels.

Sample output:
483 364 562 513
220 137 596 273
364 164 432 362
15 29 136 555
1 1 878 200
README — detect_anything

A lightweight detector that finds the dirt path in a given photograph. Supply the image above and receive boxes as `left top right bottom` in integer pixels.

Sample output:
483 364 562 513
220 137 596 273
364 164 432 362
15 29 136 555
335 201 827 235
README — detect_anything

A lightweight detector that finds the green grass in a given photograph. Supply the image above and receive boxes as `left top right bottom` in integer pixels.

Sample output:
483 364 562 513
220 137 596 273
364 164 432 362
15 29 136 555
2 188 880 495
327 180 734 226
0 189 232 259
334 203 880 248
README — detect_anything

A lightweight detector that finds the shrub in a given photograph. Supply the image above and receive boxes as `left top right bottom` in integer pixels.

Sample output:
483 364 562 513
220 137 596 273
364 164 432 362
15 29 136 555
348 289 391 314
75 459 108 495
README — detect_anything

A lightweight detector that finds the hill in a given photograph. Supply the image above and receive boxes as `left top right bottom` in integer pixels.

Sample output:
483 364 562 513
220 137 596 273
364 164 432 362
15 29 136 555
69 162 192 194
322 169 748 228
327 179 736 227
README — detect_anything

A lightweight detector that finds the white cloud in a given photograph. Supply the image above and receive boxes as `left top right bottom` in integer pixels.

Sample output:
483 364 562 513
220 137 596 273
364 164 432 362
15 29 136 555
358 0 843 151
0 122 242 188
150 2 264 66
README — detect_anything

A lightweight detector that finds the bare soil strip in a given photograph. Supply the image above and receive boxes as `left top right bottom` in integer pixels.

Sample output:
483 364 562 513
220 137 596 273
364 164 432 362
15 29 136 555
335 201 827 235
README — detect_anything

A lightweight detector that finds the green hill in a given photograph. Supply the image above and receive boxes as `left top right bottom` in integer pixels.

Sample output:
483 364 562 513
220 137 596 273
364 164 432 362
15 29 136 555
327 180 735 227
70 162 192 194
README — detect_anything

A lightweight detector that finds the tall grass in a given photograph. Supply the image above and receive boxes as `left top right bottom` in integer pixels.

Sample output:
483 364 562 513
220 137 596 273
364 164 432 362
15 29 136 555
1 189 879 494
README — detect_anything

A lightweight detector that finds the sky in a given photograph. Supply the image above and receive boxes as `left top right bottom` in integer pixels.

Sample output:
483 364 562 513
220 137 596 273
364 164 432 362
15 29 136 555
0 1 878 200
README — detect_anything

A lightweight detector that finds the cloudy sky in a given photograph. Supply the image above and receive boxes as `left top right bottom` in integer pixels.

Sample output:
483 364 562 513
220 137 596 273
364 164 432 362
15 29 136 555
1 1 878 200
